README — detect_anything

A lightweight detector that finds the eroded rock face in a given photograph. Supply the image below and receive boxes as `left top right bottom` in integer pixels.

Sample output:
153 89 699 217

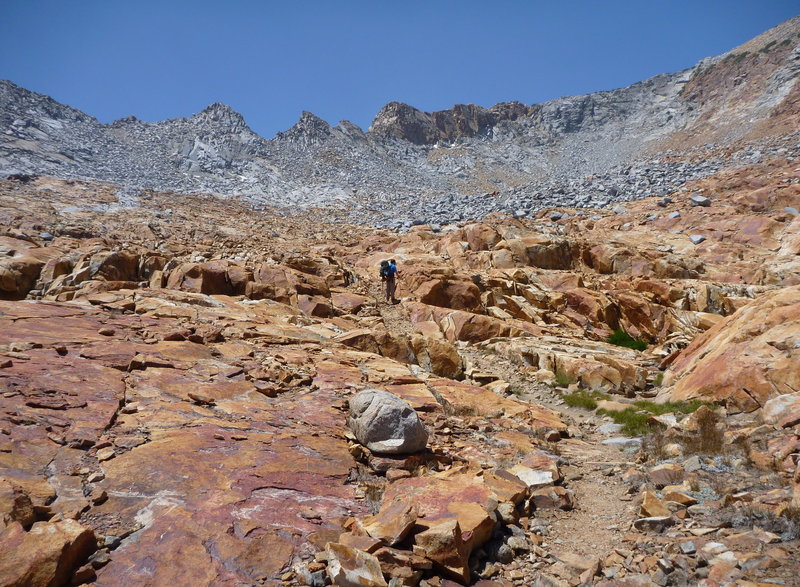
0 519 96 587
348 389 429 454
665 284 800 411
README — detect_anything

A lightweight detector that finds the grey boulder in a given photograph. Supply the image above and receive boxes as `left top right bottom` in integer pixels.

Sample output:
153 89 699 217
348 389 428 454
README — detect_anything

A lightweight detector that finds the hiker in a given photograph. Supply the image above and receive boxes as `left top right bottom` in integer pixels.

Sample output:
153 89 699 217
380 258 398 303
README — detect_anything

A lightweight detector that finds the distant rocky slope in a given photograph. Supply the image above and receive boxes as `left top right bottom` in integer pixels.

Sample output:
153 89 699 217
1 17 799 228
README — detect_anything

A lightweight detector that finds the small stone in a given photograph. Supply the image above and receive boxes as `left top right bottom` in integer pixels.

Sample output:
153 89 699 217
683 455 702 472
506 536 531 553
188 392 215 405
648 463 685 488
689 234 706 245
95 447 115 462
496 543 513 564
640 491 670 518
90 488 108 505
496 502 517 524
633 516 675 532
325 542 387 587
690 194 711 207
385 468 411 482
98 328 115 336
120 402 139 414
680 541 696 554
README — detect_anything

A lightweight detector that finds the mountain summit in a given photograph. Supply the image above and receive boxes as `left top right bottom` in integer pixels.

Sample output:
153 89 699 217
1 17 798 227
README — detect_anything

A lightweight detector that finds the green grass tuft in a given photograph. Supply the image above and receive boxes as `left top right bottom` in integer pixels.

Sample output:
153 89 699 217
563 389 609 410
606 329 648 351
564 391 597 410
759 40 777 53
553 371 576 388
598 399 712 437
597 408 650 436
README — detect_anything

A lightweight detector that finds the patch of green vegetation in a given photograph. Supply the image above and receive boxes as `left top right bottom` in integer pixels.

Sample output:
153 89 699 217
653 372 664 386
597 408 651 436
606 329 647 351
599 399 713 437
732 51 750 64
759 40 777 53
563 389 609 410
553 371 577 388
779 38 792 47
722 51 751 65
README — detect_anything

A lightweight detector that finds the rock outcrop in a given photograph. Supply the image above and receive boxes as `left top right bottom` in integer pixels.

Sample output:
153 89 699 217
664 284 800 411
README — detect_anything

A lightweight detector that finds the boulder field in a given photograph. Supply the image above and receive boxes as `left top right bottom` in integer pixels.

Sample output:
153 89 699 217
0 158 798 585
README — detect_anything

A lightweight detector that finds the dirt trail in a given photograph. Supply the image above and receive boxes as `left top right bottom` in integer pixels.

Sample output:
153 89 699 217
369 283 416 337
458 346 638 562
376 301 639 566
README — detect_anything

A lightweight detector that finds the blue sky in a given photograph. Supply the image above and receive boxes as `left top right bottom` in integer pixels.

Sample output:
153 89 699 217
1 1 797 137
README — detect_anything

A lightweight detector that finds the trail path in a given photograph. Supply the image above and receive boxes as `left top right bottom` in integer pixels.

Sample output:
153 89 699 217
376 296 639 571
458 346 637 564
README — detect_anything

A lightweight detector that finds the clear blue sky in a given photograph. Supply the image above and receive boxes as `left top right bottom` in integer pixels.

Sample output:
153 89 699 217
1 1 797 137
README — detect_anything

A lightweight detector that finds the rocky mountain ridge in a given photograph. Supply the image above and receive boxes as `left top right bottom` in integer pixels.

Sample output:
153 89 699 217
2 17 799 228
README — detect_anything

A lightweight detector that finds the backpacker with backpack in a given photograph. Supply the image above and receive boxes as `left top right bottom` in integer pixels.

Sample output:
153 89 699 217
379 260 390 281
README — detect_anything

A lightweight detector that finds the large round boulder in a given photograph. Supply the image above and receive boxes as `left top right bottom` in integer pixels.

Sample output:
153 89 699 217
348 390 428 454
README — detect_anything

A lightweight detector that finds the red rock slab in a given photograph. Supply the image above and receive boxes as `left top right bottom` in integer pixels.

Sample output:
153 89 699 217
407 302 540 343
426 378 566 432
380 471 496 561
212 340 255 359
78 340 152 370
140 340 217 365
94 506 265 585
426 378 526 418
480 469 529 505
0 311 109 347
0 350 125 447
266 386 351 435
331 291 370 314
360 355 417 380
0 299 90 320
250 431 356 481
312 358 364 391
229 485 363 539
129 367 252 403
